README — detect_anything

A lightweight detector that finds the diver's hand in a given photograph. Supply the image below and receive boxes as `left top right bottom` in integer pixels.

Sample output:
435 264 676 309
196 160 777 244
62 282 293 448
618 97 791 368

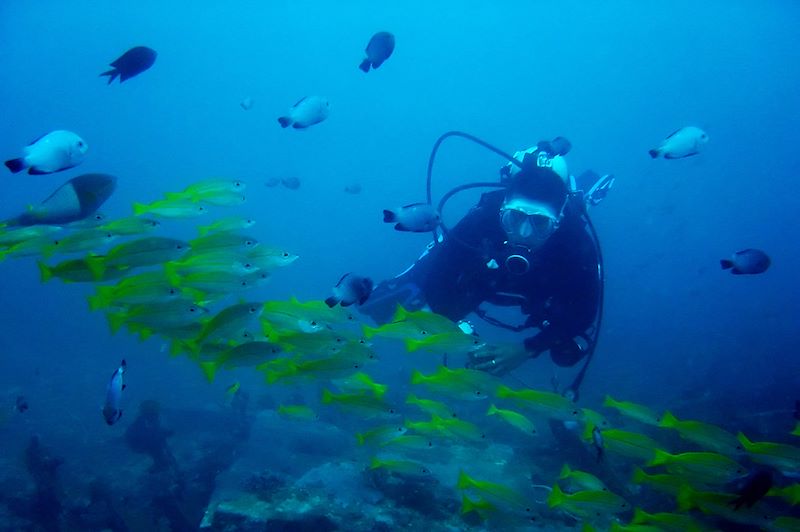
466 344 531 376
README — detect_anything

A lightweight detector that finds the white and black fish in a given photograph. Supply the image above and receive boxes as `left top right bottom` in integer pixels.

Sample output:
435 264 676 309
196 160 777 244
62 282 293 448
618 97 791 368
359 31 395 72
103 359 127 425
278 96 330 129
649 126 709 159
5 130 88 174
100 46 157 84
720 249 771 275
383 203 441 232
325 273 374 308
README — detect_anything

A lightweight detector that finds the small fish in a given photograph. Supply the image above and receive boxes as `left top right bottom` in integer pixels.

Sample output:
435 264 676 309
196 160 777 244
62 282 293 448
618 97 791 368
15 395 29 413
197 216 256 236
5 130 88 174
649 126 709 159
558 464 607 493
325 273 373 308
720 249 771 275
240 97 254 110
591 426 604 462
281 177 301 190
383 203 441 232
5 173 116 226
103 359 127 425
278 96 330 129
100 46 157 84
344 183 362 194
133 198 208 218
359 31 395 72
603 395 661 426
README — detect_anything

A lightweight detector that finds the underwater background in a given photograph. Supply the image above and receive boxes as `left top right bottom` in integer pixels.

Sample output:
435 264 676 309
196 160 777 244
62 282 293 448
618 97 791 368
1 1 799 530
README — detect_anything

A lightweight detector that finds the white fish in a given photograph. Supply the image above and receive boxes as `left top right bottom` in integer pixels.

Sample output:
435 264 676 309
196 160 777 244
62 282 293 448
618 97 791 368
5 130 88 174
649 126 708 159
102 359 126 425
278 96 330 129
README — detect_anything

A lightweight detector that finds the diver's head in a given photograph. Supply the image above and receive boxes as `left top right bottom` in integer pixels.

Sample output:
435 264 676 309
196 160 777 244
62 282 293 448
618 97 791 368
500 151 570 251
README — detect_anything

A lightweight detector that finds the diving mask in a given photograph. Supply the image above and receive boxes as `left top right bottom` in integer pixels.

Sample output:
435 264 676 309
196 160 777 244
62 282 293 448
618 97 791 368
500 198 559 247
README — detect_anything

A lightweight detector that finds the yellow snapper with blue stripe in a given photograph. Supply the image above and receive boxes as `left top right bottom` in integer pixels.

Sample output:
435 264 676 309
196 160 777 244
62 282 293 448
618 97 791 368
187 232 258 256
599 429 661 461
133 197 209 218
88 236 189 275
199 341 283 381
630 507 709 532
630 466 684 496
405 330 484 354
496 384 581 421
457 471 529 511
165 179 245 203
43 228 118 257
99 216 160 235
405 393 457 419
547 483 629 519
603 395 662 426
558 464 607 493
737 432 800 473
411 366 499 401
659 410 742 456
106 299 208 339
404 414 482 442
38 257 126 283
647 449 747 486
197 216 255 236
486 404 537 436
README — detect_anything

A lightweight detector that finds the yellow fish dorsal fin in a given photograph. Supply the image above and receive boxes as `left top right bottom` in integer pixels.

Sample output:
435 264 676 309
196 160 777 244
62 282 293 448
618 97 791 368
659 410 679 428
559 463 572 479
392 304 409 322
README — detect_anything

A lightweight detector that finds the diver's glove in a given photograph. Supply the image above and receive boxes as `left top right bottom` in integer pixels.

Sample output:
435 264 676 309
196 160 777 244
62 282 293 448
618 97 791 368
466 343 530 376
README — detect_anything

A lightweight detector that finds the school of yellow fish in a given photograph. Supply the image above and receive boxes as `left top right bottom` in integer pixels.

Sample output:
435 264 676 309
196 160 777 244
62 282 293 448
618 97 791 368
1 178 798 531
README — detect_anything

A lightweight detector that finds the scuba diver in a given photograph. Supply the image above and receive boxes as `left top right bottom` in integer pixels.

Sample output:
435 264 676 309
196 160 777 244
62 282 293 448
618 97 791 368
360 132 613 399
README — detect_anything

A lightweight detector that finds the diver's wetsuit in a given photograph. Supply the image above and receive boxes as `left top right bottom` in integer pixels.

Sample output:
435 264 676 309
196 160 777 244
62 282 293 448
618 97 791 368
361 189 601 367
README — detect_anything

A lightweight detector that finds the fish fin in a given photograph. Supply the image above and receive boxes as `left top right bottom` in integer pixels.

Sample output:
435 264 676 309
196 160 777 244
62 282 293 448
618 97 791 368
277 117 292 128
27 166 51 175
106 312 126 333
648 149 660 158
665 151 698 159
660 410 678 428
100 69 119 84
132 202 149 216
361 324 378 339
200 360 219 383
558 464 571 479
358 292 371 305
324 296 339 308
404 337 422 352
4 158 26 173
291 123 306 129
85 256 105 280
291 96 307 107
720 259 734 270
410 369 424 384
37 261 53 282
382 209 396 223
394 223 411 232
359 59 371 72
122 384 127 390
321 388 334 404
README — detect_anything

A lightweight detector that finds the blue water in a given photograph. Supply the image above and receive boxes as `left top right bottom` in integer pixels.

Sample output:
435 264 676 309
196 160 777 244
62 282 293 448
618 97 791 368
1 1 799 530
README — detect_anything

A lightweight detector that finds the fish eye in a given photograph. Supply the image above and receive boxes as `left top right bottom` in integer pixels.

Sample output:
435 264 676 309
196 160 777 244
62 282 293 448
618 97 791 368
189 307 196 312
282 252 289 257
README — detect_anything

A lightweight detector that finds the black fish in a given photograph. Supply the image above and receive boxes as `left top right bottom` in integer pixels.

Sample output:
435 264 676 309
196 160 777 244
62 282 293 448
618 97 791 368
281 177 301 190
359 31 395 72
15 395 29 413
720 249 771 275
325 273 373 308
5 173 117 226
101 46 157 84
730 469 772 510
